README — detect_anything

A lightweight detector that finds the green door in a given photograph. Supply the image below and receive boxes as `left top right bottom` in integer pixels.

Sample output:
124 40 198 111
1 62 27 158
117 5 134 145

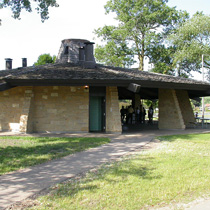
89 96 103 132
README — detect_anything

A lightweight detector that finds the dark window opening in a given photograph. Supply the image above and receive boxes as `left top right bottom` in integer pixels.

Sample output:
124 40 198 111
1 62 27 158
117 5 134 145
64 46 69 54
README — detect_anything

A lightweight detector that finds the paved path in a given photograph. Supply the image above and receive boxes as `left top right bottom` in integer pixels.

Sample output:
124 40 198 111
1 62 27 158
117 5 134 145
187 200 210 210
0 129 210 210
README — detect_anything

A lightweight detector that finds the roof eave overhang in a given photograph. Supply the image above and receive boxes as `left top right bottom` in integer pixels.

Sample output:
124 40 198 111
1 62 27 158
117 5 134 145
4 78 210 90
0 80 13 91
2 78 210 99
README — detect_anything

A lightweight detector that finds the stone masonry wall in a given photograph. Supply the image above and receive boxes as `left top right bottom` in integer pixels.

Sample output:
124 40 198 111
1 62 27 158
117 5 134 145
106 86 122 133
0 86 89 133
0 87 26 132
32 86 89 133
159 89 185 130
19 87 34 133
0 86 122 133
176 90 195 126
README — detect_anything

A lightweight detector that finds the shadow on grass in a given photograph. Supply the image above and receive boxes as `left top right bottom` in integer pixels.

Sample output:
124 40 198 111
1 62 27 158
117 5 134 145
0 137 110 175
49 155 161 200
52 183 99 199
102 156 161 182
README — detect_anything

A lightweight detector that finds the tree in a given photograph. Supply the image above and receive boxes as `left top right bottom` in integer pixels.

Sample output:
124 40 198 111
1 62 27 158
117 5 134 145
0 0 58 23
34 54 56 66
94 25 136 68
148 44 198 77
169 12 210 76
204 97 210 105
94 0 188 70
147 45 176 75
94 40 135 68
191 98 201 108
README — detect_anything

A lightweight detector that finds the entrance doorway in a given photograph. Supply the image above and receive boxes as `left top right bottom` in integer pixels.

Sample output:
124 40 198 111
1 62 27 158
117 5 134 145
89 86 106 132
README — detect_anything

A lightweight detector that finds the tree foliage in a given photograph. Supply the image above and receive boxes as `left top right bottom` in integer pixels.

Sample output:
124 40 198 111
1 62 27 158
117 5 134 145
94 25 135 68
34 54 56 66
169 12 210 76
148 44 176 75
94 0 188 70
94 40 135 68
204 97 210 105
191 98 201 108
0 0 58 22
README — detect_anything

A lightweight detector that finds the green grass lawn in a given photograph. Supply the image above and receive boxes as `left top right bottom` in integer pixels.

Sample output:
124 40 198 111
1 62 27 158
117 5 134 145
0 136 110 175
30 133 210 210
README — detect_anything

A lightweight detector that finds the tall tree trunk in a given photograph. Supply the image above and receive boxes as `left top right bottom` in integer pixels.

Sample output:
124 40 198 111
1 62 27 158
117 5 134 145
139 54 144 71
138 34 145 71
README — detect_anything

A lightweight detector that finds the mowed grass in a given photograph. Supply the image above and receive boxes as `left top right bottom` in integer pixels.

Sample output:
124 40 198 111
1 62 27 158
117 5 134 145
30 133 210 210
0 136 110 175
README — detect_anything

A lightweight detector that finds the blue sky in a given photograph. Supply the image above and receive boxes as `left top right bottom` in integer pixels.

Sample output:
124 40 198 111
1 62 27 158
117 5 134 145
0 0 209 73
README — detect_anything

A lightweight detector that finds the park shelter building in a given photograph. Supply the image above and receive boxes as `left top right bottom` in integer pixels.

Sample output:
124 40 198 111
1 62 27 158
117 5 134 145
0 39 210 134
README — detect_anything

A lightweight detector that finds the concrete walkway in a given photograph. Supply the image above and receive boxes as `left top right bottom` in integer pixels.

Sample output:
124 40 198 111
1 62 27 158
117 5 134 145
187 199 210 210
0 129 210 210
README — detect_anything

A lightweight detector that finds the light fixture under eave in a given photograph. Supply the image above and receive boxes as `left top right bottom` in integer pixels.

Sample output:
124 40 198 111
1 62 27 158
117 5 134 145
127 83 141 93
84 85 89 89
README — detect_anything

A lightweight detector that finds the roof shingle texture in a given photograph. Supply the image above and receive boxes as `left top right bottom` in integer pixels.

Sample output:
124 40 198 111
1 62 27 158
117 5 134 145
0 63 208 86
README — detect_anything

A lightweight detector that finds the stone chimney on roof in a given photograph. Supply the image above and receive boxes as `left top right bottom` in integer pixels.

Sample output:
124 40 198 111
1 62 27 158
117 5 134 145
22 58 27 67
83 41 95 69
56 39 89 63
5 58 12 70
56 38 96 68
